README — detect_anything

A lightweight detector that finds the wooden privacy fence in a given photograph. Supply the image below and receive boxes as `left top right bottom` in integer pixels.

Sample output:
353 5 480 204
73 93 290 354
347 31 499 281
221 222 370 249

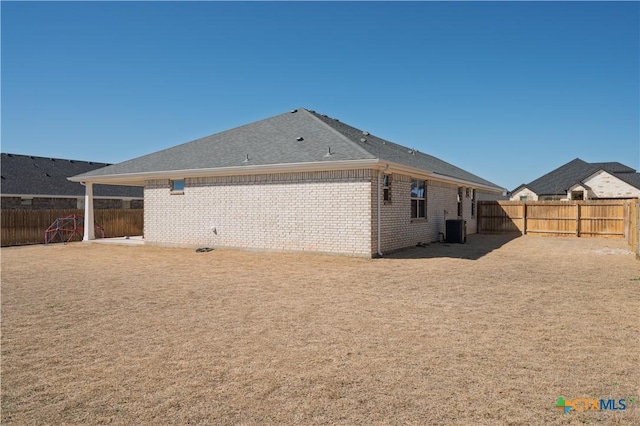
478 200 639 258
1 209 144 247
478 200 631 237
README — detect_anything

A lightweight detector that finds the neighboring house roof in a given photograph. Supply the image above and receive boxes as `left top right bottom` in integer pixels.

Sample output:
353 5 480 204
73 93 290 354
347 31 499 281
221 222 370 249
1 153 144 198
70 108 503 191
515 158 640 196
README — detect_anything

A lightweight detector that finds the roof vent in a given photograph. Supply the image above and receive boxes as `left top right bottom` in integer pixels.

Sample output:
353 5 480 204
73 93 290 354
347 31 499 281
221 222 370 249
1 176 5 179
324 147 333 157
360 138 367 143
45 173 51 177
362 131 370 136
50 158 56 161
290 109 297 113
243 154 250 162
296 136 304 141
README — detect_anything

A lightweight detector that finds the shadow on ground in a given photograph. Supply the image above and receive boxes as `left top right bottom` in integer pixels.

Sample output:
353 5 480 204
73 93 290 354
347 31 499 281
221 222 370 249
384 233 521 260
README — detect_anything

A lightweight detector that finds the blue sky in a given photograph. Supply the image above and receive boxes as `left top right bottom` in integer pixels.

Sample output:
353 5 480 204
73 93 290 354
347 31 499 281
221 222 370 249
2 1 638 190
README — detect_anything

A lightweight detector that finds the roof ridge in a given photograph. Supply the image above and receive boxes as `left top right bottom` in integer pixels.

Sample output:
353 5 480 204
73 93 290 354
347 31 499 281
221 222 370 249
301 109 377 159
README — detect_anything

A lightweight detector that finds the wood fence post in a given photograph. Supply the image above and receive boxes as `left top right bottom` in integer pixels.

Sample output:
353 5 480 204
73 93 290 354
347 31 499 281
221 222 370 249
636 201 640 260
576 202 581 237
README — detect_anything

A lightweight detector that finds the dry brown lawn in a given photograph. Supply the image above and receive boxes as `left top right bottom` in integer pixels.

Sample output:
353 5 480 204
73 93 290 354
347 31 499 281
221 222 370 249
2 235 639 425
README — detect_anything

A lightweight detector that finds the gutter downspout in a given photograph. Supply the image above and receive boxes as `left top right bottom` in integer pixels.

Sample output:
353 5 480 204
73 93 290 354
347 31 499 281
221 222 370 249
377 170 383 257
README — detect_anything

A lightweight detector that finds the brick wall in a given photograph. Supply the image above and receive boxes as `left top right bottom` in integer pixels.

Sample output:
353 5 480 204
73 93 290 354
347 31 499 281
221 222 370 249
509 187 539 201
372 174 459 253
144 170 373 256
371 173 503 253
583 170 640 199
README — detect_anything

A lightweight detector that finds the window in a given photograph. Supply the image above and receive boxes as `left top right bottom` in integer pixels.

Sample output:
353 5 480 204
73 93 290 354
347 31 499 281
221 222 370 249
471 189 476 217
383 174 391 202
519 196 528 201
457 187 463 217
170 179 185 193
410 179 426 219
571 191 584 200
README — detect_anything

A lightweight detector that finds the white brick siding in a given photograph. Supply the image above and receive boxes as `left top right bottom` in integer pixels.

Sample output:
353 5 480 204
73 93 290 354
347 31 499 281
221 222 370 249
582 170 640 199
144 170 373 256
510 187 539 201
144 168 503 257
372 173 463 253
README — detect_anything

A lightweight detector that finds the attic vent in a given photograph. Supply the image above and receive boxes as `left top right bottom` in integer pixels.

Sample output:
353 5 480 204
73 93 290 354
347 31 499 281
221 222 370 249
7 154 13 157
322 114 328 117
243 154 250 162
30 156 35 159
1 176 5 179
362 131 370 136
89 162 94 165
324 147 333 157
45 173 51 177
69 160 75 163
334 118 340 122
296 136 304 141
360 138 367 143
290 109 297 113
50 158 56 161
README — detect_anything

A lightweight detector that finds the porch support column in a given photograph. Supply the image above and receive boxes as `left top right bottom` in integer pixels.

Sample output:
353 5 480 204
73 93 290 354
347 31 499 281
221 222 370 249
83 182 95 241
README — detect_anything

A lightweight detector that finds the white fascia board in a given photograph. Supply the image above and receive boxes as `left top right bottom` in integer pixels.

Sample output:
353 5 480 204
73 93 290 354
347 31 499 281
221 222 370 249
67 159 383 185
66 157 503 193
1 193 144 200
383 161 504 193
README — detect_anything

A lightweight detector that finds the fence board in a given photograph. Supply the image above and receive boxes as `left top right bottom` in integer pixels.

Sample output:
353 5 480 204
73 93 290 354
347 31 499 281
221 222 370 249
1 209 143 246
478 200 636 242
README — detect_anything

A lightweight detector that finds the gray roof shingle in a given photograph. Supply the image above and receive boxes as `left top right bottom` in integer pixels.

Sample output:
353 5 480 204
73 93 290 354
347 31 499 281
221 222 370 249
71 108 502 190
1 153 143 198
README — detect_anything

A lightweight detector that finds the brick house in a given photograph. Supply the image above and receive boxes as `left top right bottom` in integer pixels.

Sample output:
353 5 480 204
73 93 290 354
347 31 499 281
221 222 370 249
1 153 143 210
70 108 504 256
510 158 640 201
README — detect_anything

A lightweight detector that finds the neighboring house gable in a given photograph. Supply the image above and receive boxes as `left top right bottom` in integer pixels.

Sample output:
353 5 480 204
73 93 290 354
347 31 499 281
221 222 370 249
510 158 640 201
510 186 538 201
579 169 640 199
1 153 144 209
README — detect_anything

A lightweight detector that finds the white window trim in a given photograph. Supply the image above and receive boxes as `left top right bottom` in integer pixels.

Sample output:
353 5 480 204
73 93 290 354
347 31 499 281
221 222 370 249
170 179 185 194
410 179 426 220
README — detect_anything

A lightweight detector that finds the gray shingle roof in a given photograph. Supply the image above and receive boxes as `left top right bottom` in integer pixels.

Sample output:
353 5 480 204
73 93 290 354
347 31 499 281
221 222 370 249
72 108 502 190
516 158 640 195
1 153 143 198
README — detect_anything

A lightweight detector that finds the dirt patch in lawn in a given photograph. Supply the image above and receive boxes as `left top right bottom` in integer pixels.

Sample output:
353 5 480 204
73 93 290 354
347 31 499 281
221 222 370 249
2 235 639 425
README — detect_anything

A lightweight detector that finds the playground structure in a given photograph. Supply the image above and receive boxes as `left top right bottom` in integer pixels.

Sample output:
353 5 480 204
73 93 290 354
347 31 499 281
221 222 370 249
44 214 105 244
